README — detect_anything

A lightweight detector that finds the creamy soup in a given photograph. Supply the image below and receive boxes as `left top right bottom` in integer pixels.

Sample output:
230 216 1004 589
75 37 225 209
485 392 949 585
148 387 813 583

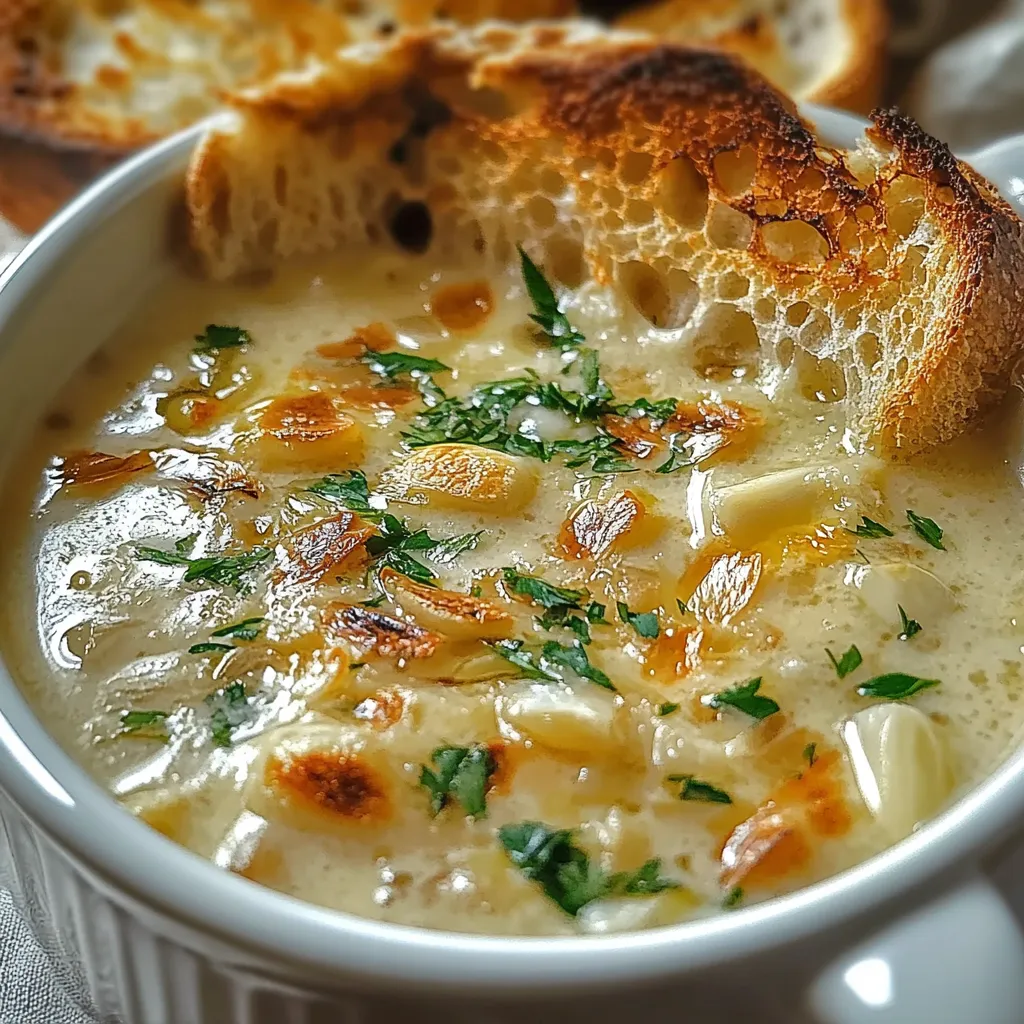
3 247 1024 937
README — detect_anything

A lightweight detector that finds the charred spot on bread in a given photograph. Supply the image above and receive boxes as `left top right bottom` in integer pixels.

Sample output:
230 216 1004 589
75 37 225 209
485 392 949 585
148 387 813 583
388 199 433 254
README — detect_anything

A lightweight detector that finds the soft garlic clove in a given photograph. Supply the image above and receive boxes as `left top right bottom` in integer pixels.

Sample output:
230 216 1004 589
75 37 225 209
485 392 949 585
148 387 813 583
378 567 514 640
496 683 618 755
576 889 700 934
708 460 882 546
380 443 538 513
849 562 957 623
556 490 664 560
124 787 192 841
842 702 955 840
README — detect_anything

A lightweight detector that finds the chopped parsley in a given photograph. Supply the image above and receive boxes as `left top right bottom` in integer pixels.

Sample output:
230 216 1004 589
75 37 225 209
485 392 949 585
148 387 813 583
188 641 235 654
654 439 694 475
668 774 732 804
706 677 780 720
502 568 588 609
803 742 818 767
361 350 450 379
657 702 680 717
364 514 477 586
401 374 632 474
826 644 862 679
205 681 253 748
676 598 690 616
517 245 586 349
360 593 387 608
857 673 939 700
212 616 266 641
541 640 615 691
119 709 170 740
723 886 744 909
490 638 616 691
616 601 660 639
419 744 496 818
907 509 945 550
497 821 677 916
193 324 251 352
848 516 893 539
537 598 609 645
898 605 922 641
428 530 483 564
612 395 680 423
306 470 381 518
136 543 272 593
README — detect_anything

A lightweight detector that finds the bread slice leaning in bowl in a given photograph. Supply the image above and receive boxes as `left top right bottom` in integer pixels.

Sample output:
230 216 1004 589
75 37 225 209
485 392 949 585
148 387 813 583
615 0 888 114
0 0 573 152
185 21 1024 458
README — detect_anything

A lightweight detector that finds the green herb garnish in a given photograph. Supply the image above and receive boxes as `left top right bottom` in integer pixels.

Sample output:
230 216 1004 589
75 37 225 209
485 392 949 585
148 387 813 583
707 677 780 720
490 638 616 691
541 640 615 691
803 742 818 767
848 516 893 539
188 641 235 654
857 673 939 700
616 601 660 639
120 709 170 740
826 644 862 679
419 744 497 818
668 774 732 804
501 568 588 609
194 324 251 352
657 702 680 717
898 605 922 641
306 470 380 518
361 350 450 379
205 681 253 748
723 886 744 909
212 617 265 641
136 544 272 593
364 515 477 587
517 245 586 349
498 821 677 916
654 439 694 475
907 510 945 550
676 598 690 616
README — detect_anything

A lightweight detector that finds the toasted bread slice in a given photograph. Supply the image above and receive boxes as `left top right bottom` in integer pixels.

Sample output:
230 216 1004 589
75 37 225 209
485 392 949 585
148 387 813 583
185 22 1024 457
615 0 887 114
0 0 572 152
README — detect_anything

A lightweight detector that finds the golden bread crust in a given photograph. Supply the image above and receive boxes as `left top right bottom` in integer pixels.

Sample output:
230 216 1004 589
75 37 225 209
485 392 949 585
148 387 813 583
615 0 888 114
0 0 573 153
184 23 1024 457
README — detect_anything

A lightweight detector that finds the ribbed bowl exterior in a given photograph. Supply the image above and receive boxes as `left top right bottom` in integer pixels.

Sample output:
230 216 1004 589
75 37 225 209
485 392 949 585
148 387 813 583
0 788 369 1024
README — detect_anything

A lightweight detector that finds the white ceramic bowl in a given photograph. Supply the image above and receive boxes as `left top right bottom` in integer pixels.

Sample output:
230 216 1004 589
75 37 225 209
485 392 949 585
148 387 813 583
1 106 1024 1024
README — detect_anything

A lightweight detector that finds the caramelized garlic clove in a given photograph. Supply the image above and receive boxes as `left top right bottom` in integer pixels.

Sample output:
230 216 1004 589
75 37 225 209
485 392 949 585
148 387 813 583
842 702 955 840
244 722 395 834
379 567 514 640
380 443 538 513
251 394 365 471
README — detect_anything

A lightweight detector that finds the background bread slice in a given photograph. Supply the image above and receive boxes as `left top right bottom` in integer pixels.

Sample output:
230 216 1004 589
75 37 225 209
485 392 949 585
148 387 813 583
185 22 1024 458
0 0 573 152
615 0 888 113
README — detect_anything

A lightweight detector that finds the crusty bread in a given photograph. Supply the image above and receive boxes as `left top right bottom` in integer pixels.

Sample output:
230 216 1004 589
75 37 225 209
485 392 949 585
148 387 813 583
0 0 573 152
615 0 888 114
185 21 1024 458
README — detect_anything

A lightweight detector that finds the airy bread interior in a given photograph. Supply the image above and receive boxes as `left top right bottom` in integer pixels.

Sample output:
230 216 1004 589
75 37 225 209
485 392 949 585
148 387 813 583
186 22 1024 458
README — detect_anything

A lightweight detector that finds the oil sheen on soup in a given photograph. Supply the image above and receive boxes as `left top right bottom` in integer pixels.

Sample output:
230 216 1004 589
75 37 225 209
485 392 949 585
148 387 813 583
4 246 1024 937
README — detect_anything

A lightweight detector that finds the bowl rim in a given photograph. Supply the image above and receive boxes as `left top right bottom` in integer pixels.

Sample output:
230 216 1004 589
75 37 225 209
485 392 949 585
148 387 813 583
1 104 1023 997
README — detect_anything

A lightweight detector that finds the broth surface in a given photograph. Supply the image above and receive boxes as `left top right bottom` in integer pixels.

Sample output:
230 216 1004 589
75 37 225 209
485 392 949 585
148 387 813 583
3 249 1024 935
